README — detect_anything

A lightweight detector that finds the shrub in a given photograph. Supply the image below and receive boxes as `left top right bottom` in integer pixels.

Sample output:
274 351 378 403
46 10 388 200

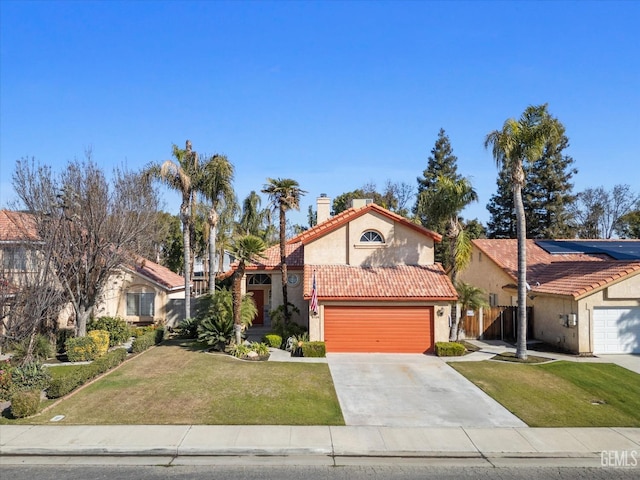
250 342 270 357
10 334 54 364
435 341 466 357
154 326 166 344
10 389 41 418
66 336 98 362
269 303 306 339
228 343 250 358
47 348 128 399
131 330 157 353
47 371 84 398
301 341 326 358
176 317 200 339
10 362 51 394
88 316 131 346
56 329 75 354
198 315 235 351
0 360 14 401
87 330 110 357
263 334 282 349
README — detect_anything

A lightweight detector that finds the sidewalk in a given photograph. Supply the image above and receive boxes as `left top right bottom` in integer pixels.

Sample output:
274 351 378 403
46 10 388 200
1 425 639 466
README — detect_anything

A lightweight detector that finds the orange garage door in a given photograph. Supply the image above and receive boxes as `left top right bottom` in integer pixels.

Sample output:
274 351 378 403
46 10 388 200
324 305 434 353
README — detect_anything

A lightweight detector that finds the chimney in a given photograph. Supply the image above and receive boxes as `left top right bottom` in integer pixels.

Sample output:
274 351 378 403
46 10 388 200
317 194 331 224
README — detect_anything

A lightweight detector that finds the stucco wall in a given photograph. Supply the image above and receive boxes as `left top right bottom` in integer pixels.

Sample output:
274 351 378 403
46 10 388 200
305 212 435 267
530 295 580 352
458 246 516 306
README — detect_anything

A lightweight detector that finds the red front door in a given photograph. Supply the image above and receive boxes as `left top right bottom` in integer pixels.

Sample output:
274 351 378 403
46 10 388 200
249 289 265 325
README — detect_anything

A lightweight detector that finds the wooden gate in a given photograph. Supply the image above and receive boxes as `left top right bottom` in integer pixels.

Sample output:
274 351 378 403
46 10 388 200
483 306 534 341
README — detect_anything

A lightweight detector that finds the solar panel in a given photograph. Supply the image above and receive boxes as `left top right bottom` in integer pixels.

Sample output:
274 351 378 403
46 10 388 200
535 240 640 260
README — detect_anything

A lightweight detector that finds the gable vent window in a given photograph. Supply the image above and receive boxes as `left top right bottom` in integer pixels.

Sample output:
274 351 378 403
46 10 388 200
360 230 384 243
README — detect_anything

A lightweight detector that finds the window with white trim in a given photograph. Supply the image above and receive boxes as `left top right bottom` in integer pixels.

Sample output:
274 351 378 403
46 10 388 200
127 292 155 316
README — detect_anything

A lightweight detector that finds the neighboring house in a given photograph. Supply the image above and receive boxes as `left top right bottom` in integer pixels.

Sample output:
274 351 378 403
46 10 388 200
459 239 640 354
0 209 186 330
240 197 458 353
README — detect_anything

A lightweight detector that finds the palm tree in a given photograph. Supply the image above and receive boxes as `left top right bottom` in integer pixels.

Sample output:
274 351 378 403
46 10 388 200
229 234 267 344
418 175 478 339
261 178 307 325
455 282 489 341
485 104 560 359
150 140 199 320
199 154 235 293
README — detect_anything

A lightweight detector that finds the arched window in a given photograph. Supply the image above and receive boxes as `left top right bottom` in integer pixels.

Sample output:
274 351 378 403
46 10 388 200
360 230 384 243
248 274 271 285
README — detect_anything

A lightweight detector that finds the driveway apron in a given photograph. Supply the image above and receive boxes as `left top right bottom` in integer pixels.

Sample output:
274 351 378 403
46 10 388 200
327 353 526 428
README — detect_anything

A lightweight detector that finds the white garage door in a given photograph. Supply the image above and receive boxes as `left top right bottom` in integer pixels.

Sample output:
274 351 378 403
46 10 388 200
593 307 640 354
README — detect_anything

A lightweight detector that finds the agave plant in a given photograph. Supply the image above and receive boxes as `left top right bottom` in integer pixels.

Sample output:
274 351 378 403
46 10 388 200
196 288 257 350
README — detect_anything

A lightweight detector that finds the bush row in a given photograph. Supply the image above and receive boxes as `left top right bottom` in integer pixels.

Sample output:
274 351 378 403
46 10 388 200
47 348 128 399
435 341 466 357
131 327 165 354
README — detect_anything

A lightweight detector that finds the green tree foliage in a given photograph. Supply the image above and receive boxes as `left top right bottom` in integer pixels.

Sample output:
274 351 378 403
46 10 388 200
487 124 577 239
262 178 306 326
485 104 561 360
414 128 462 228
229 234 267 344
196 288 257 350
154 212 183 273
616 210 640 239
199 154 235 293
455 282 489 341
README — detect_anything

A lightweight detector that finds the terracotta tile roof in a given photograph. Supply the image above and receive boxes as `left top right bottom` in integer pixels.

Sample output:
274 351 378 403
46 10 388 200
130 257 185 291
473 239 640 299
0 210 39 242
303 264 457 301
289 203 442 245
245 242 304 270
0 210 185 291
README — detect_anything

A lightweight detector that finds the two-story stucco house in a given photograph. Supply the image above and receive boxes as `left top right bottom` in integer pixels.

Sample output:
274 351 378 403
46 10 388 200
241 197 458 353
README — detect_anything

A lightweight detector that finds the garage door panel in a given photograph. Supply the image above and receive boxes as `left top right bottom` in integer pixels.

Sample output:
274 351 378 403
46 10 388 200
593 307 640 354
324 306 433 353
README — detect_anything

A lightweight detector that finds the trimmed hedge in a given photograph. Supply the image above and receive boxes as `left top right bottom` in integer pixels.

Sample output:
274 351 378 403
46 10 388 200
264 334 282 349
435 341 466 357
66 336 98 362
131 327 165 354
47 348 128 399
301 341 326 358
88 330 110 357
10 389 41 418
88 316 131 346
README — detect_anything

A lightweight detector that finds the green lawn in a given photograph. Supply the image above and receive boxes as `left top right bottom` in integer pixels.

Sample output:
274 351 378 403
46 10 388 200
6 339 344 425
450 360 640 427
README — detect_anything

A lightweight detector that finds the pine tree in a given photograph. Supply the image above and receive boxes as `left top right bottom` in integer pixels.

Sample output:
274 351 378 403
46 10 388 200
487 126 577 240
414 129 462 229
525 128 578 238
486 163 517 239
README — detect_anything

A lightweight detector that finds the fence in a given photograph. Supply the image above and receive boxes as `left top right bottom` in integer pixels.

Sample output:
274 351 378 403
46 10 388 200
462 306 534 341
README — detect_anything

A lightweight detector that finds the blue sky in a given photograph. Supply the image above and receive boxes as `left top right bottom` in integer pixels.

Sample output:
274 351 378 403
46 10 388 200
1 0 638 228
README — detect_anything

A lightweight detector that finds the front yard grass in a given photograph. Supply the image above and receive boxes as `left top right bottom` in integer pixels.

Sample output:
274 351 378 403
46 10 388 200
4 339 344 425
450 360 640 427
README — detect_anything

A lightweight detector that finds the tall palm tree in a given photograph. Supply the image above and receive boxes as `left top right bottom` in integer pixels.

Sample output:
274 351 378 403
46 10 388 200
485 104 560 359
199 154 235 293
229 234 266 344
455 281 489 341
418 175 478 339
261 178 307 325
238 191 265 236
151 140 199 320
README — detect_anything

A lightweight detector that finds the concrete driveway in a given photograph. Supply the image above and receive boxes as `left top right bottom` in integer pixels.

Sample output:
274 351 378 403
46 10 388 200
598 354 640 374
327 353 526 428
